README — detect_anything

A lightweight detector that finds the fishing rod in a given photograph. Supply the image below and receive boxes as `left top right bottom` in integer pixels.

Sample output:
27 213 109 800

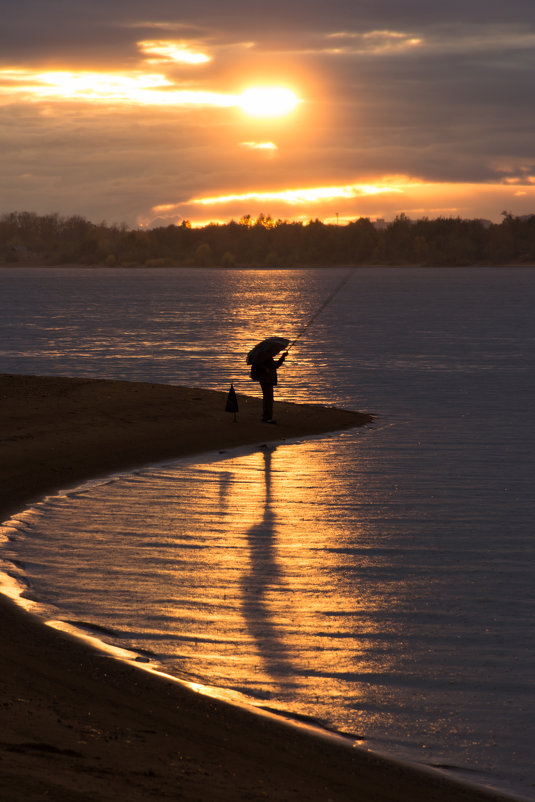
226 267 355 411
286 266 355 352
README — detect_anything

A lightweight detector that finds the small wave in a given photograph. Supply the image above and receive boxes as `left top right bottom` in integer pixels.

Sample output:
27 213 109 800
64 619 123 638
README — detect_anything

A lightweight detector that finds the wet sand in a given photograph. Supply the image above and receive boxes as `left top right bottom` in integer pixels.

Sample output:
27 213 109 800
0 374 524 801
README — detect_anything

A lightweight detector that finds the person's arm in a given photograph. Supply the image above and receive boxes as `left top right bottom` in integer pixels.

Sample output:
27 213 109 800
275 352 288 368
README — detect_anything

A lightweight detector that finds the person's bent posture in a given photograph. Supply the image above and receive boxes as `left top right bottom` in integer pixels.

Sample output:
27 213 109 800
251 352 287 423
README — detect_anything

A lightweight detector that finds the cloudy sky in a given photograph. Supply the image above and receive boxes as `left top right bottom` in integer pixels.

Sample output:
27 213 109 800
1 0 535 227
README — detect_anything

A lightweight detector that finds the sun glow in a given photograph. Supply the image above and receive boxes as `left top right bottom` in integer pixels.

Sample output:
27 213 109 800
0 68 302 117
0 68 302 115
239 87 300 117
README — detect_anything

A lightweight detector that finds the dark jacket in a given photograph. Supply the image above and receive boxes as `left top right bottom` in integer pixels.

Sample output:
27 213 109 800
251 354 285 385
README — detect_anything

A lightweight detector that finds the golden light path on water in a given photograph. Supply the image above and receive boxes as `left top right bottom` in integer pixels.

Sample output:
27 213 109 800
4 425 534 799
9 438 385 717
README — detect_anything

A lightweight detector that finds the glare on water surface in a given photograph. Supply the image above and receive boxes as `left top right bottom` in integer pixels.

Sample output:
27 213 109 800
1 266 535 799
3 424 534 799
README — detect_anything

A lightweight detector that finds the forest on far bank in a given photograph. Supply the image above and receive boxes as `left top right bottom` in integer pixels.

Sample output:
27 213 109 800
1 210 535 268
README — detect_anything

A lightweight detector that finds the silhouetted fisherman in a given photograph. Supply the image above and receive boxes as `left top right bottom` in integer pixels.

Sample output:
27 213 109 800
251 351 287 424
245 273 354 425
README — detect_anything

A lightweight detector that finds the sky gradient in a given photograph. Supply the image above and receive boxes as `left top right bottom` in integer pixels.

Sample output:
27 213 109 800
1 0 535 227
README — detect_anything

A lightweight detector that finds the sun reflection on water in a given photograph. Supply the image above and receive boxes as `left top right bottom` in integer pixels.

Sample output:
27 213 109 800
0 437 383 725
2 425 534 794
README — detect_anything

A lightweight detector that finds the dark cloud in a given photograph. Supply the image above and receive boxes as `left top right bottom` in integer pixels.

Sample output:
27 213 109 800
4 1 535 49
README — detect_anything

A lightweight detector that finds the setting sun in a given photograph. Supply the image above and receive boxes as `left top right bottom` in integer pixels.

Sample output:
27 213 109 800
238 87 300 117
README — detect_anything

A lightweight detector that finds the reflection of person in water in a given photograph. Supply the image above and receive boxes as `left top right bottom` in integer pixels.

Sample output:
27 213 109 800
250 352 287 424
241 444 297 685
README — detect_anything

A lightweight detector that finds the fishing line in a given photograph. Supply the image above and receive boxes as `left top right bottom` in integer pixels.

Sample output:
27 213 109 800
286 266 355 352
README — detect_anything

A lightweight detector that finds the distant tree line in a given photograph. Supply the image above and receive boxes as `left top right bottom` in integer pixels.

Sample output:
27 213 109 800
1 210 535 267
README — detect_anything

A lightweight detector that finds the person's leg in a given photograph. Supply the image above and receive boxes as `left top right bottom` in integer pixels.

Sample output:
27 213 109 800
260 382 274 421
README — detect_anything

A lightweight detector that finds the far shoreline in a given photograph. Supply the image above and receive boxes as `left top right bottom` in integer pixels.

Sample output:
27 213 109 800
2 261 535 270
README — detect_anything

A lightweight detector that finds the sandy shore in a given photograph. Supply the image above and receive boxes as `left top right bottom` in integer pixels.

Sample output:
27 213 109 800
0 374 524 802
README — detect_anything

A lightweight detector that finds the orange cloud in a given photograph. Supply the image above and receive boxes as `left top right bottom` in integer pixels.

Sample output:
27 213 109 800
137 40 211 64
190 181 403 207
0 68 239 106
240 141 278 150
324 29 423 54
145 178 535 229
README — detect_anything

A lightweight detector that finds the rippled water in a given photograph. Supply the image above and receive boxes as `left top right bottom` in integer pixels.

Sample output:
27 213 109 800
1 266 534 799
